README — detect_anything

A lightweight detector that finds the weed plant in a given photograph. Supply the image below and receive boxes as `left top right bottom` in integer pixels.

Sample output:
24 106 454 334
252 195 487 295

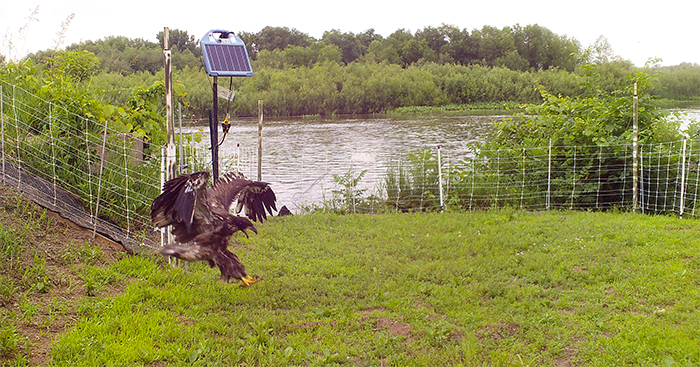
390 101 523 115
47 210 700 366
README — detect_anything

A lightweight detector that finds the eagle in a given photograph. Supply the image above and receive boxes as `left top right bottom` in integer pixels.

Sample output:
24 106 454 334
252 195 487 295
150 171 277 287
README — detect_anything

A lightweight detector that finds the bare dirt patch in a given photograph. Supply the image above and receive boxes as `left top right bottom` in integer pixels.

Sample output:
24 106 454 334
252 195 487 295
475 322 520 341
374 317 413 338
359 308 414 339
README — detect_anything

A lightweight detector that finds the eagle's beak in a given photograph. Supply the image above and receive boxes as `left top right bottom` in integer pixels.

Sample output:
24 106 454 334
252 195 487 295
243 226 258 238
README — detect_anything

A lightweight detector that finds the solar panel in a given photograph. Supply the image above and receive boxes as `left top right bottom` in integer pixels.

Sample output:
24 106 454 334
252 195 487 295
200 30 254 77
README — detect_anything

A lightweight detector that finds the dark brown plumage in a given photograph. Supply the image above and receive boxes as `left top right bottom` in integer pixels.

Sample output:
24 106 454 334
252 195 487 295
151 171 276 286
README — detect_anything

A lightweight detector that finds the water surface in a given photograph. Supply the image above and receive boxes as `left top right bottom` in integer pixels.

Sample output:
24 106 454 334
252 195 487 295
190 114 499 211
187 109 700 212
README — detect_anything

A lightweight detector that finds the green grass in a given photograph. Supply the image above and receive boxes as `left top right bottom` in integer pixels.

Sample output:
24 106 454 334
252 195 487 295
389 101 523 115
44 210 700 366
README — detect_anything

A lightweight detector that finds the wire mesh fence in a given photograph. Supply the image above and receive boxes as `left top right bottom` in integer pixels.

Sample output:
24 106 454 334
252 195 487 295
0 80 698 252
441 140 697 216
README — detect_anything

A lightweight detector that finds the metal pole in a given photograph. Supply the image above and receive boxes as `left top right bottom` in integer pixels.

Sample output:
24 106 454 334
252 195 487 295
94 119 109 238
178 102 183 175
209 108 218 181
640 148 644 214
1 85 4 184
437 145 444 211
680 137 687 218
520 147 525 209
160 146 167 249
571 147 576 210
164 27 176 181
236 143 241 173
85 118 93 223
596 145 602 209
123 134 130 234
12 85 20 189
632 82 639 212
258 100 263 181
163 27 176 251
547 138 552 210
49 103 57 206
211 77 219 181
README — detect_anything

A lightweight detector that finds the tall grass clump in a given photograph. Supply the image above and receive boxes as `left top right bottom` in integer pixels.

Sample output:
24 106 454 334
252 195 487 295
384 149 442 211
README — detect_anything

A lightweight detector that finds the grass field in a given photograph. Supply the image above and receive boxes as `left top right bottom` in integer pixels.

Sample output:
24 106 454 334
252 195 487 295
2 195 700 366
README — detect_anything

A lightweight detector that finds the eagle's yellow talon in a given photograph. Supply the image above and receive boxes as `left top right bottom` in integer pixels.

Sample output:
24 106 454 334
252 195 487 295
241 275 263 287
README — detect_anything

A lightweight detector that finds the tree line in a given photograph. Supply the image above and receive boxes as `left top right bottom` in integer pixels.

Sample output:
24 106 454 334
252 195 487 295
7 25 700 118
24 24 588 74
240 24 582 71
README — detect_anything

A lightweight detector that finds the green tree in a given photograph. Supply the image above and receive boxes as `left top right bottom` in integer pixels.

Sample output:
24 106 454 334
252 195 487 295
282 45 318 68
438 25 478 65
62 36 162 75
576 60 638 94
400 38 435 66
651 62 700 99
157 29 199 55
512 24 580 71
415 26 449 57
366 39 402 65
581 35 617 65
48 50 100 82
254 26 313 52
237 30 258 59
356 29 383 49
383 29 415 66
473 25 516 65
321 30 364 64
493 50 529 71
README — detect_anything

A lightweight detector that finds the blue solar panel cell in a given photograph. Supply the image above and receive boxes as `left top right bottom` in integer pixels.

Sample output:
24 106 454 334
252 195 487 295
205 44 251 73
200 30 254 77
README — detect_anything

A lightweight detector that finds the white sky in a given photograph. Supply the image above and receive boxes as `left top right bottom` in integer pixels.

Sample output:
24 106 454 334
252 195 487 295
1 0 698 67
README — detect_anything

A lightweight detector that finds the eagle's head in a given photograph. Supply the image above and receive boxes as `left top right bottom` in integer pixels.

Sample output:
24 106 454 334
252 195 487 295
190 171 211 189
229 215 258 238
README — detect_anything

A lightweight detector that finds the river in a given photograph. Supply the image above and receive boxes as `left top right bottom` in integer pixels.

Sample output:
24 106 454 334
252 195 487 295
186 108 700 213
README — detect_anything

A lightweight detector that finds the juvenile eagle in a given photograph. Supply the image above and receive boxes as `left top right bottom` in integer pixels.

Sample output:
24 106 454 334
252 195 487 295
150 171 276 287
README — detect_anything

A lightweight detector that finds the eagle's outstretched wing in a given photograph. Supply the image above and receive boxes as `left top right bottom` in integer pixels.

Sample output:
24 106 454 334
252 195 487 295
150 171 213 243
207 172 277 222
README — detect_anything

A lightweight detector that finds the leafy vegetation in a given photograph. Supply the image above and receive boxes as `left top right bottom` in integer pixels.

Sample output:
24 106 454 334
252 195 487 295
651 62 700 100
0 59 206 228
460 69 689 212
1 23 697 119
329 168 369 214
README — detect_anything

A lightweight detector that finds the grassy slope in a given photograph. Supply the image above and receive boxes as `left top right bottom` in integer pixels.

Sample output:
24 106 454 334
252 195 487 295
0 189 125 366
3 202 700 366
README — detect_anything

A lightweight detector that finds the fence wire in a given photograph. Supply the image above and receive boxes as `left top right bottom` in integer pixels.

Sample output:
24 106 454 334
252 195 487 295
0 80 698 254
